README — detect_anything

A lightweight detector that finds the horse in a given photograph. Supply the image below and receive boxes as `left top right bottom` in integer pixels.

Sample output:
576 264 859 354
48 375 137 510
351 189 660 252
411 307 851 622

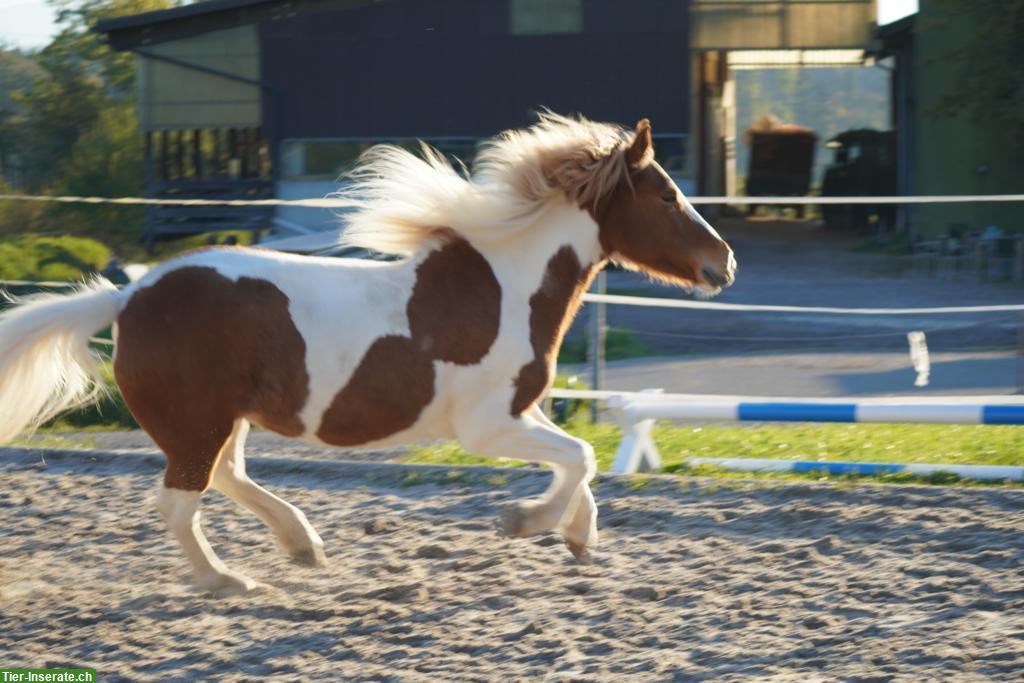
0 113 735 595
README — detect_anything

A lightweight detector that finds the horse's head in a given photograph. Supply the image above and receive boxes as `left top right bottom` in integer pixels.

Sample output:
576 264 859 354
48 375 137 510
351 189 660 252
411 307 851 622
595 119 735 293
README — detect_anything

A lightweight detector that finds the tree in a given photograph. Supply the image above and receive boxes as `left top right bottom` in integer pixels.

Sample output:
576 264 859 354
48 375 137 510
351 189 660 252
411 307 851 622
54 101 145 244
44 0 174 99
11 0 174 189
0 49 45 186
0 1 174 251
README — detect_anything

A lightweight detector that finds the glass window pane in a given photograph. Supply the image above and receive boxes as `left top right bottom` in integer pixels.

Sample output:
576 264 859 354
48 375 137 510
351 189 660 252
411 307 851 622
282 134 689 180
509 0 583 35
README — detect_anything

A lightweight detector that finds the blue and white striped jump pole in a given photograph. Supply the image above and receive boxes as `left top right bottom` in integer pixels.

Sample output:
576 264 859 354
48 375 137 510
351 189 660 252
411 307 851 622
605 394 1024 475
613 399 1024 426
684 458 1024 481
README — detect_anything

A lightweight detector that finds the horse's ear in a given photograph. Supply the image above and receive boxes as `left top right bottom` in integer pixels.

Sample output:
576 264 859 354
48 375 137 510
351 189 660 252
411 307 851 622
626 119 653 167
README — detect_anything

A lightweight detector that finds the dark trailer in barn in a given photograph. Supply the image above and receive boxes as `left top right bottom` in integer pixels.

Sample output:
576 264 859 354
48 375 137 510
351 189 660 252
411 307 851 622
96 0 693 245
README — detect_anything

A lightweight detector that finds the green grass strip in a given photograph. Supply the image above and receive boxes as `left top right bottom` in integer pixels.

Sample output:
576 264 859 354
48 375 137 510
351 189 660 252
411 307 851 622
405 421 1023 483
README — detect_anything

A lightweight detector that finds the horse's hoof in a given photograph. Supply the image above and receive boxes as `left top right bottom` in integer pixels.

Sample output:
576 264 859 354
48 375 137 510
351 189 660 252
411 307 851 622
291 543 328 568
501 506 529 538
196 570 259 597
566 540 594 565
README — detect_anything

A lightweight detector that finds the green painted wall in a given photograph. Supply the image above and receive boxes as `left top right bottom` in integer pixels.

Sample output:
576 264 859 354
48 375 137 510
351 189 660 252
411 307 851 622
137 25 260 131
912 1 1023 237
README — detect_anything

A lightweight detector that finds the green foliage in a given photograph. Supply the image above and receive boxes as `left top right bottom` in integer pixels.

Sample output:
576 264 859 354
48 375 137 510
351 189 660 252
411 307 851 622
0 242 32 279
0 234 110 280
549 372 589 423
13 54 107 190
59 103 143 199
0 49 43 113
0 177 50 237
407 441 529 468
558 328 654 364
45 0 174 98
0 49 45 182
47 102 145 243
851 232 915 255
2 0 174 193
0 2 178 253
558 336 586 363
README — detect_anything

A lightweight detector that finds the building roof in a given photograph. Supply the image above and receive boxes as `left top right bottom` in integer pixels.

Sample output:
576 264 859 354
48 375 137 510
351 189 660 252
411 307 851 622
871 12 915 59
95 0 368 50
876 13 915 42
95 0 272 33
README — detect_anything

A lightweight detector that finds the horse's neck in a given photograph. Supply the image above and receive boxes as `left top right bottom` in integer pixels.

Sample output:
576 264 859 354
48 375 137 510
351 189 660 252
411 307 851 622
544 256 603 346
480 199 605 351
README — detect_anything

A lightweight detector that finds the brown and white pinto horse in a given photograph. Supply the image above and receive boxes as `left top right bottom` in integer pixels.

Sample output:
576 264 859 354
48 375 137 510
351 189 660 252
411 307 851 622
0 113 734 594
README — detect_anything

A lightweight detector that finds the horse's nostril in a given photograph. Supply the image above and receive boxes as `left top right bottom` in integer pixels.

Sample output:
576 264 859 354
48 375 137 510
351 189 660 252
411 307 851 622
701 267 729 287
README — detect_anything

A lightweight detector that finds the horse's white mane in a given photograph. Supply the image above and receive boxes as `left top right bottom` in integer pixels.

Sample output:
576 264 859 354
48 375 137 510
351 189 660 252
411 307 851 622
335 112 652 256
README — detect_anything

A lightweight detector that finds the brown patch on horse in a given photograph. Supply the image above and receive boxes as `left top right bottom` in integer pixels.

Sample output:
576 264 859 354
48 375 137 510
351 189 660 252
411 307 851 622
510 247 600 415
115 267 310 491
317 237 501 446
315 336 436 446
407 238 503 363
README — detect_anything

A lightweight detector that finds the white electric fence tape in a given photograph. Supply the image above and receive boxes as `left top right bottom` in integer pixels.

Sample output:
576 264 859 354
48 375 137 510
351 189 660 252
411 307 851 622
580 293 1024 314
4 193 1024 207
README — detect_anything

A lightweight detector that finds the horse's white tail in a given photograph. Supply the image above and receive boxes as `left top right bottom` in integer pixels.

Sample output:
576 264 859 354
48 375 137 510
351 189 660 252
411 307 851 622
0 278 121 443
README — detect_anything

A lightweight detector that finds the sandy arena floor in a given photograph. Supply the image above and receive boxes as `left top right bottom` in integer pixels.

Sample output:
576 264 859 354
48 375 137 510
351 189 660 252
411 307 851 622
2 447 1023 681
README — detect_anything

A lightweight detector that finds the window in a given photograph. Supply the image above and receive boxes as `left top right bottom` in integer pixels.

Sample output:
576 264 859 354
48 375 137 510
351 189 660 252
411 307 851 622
509 0 583 35
653 134 689 174
281 138 479 181
281 134 689 181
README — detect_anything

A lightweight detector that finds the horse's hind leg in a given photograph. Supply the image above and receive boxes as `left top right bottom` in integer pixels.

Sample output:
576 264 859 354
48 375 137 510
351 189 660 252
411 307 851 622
142 413 257 595
211 419 326 567
155 485 257 596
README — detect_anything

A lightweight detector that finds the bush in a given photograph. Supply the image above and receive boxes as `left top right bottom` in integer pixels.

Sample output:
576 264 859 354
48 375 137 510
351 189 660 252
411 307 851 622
0 241 33 279
0 179 49 239
550 373 590 423
558 328 653 364
0 234 111 281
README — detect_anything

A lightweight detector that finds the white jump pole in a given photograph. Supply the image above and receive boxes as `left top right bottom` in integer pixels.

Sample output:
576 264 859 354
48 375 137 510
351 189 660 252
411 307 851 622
603 393 1024 475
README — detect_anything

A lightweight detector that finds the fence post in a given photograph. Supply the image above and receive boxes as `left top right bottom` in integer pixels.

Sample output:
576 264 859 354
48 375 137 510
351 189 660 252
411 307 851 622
1014 239 1024 283
1018 314 1024 395
588 270 607 422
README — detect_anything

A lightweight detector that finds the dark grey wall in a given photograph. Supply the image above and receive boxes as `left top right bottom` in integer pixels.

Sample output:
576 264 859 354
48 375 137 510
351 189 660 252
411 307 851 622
259 0 690 140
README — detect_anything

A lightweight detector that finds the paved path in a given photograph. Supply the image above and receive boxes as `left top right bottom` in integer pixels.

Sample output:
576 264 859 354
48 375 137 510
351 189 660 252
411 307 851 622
568 219 1024 393
576 219 1024 357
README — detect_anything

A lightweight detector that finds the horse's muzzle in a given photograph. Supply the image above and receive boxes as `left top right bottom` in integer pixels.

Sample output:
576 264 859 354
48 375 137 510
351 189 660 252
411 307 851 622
701 265 734 288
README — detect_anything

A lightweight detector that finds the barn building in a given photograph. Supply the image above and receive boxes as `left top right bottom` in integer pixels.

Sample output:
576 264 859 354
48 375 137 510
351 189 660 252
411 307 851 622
875 4 1024 240
96 0 876 245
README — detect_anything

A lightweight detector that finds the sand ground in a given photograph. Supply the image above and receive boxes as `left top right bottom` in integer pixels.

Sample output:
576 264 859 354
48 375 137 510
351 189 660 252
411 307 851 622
2 447 1023 681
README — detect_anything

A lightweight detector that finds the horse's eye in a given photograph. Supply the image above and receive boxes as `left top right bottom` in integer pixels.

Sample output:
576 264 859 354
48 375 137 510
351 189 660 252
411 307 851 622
662 193 677 204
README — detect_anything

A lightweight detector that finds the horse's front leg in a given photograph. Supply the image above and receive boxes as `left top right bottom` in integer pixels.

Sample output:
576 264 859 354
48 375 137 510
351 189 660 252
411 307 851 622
528 405 599 562
456 404 598 560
